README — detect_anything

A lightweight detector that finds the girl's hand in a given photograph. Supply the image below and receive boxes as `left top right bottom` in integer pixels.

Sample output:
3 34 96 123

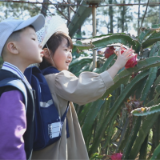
114 46 135 70
107 45 136 79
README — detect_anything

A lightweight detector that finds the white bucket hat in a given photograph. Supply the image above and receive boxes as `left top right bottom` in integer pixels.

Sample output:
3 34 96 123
37 16 69 47
0 14 45 56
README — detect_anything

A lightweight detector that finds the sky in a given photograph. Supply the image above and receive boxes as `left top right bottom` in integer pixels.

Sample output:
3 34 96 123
81 4 139 37
2 0 158 38
27 0 139 37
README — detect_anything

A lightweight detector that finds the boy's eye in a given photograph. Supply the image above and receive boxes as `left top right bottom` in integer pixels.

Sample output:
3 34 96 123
32 38 36 41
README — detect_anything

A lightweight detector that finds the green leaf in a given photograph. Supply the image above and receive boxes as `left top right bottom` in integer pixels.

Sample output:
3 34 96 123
122 117 141 160
150 137 160 160
102 56 160 99
140 68 158 103
89 70 149 155
70 57 92 67
131 103 160 116
82 100 105 140
116 118 130 152
129 114 159 159
149 42 160 57
93 54 116 73
78 103 92 126
138 28 153 43
74 33 141 52
139 134 148 159
140 45 159 103
142 32 160 48
152 23 160 28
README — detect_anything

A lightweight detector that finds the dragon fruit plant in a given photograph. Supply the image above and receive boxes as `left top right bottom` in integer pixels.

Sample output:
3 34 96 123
71 25 160 159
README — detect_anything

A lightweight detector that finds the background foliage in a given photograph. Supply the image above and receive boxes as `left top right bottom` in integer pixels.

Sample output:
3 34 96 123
70 24 160 159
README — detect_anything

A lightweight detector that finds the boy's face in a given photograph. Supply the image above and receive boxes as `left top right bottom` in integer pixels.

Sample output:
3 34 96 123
52 38 72 71
16 27 43 65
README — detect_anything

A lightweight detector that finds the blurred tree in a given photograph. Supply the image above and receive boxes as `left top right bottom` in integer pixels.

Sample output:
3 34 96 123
95 0 133 35
0 0 40 21
41 0 49 17
133 0 159 36
117 0 133 33
143 0 159 26
0 0 160 39
109 0 114 33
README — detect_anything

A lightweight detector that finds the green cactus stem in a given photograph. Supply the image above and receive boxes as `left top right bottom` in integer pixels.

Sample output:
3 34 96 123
131 103 160 116
122 117 141 160
128 114 160 159
150 143 160 160
89 70 149 156
102 56 160 99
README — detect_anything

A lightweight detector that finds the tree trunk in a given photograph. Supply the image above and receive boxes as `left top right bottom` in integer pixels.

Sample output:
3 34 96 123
109 0 113 33
121 0 125 32
67 0 71 26
76 0 81 37
159 0 160 23
138 0 141 35
41 0 49 17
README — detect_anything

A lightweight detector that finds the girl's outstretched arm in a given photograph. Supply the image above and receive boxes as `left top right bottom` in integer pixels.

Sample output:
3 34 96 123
45 70 114 105
107 46 135 79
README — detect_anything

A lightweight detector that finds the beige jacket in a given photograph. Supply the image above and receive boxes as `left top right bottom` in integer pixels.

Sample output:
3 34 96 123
32 70 114 160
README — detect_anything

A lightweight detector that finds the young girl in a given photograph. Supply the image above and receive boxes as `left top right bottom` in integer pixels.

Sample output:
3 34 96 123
32 16 135 159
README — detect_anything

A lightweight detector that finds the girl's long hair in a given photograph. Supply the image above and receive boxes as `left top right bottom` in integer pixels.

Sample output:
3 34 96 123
39 31 73 70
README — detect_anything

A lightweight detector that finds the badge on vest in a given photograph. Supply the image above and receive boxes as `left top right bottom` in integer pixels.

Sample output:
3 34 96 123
48 122 62 139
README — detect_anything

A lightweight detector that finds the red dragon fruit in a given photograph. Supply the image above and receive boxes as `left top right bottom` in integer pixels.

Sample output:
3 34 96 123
104 46 138 68
104 46 115 58
121 47 138 69
125 54 138 69
110 152 123 160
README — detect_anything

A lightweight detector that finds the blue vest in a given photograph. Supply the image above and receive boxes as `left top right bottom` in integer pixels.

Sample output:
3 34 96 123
24 66 69 150
0 69 35 160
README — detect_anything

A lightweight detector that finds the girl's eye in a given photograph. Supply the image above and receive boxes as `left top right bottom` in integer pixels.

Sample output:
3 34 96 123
32 38 36 41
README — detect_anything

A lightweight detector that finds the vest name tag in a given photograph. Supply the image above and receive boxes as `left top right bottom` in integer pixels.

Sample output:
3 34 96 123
48 122 62 139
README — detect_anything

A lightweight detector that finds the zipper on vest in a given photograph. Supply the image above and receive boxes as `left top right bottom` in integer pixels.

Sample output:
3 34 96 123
32 89 36 99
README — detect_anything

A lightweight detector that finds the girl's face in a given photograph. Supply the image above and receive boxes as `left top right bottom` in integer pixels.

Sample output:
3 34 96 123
52 38 72 71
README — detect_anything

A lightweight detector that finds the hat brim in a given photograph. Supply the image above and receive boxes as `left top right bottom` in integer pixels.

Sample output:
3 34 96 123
15 14 45 32
39 16 69 47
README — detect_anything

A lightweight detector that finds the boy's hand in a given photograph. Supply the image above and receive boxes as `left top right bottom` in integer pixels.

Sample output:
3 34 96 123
114 46 135 70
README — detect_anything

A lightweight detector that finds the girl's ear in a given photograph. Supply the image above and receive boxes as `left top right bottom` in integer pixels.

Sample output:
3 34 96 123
43 47 56 68
43 48 54 66
43 48 51 60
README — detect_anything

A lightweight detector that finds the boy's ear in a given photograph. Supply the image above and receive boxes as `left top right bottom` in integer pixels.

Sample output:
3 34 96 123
6 42 19 55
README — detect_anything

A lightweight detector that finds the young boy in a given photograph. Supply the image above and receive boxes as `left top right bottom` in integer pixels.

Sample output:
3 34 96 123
0 14 45 160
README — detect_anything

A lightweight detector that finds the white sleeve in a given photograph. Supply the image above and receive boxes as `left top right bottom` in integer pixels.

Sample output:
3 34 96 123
54 70 114 105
